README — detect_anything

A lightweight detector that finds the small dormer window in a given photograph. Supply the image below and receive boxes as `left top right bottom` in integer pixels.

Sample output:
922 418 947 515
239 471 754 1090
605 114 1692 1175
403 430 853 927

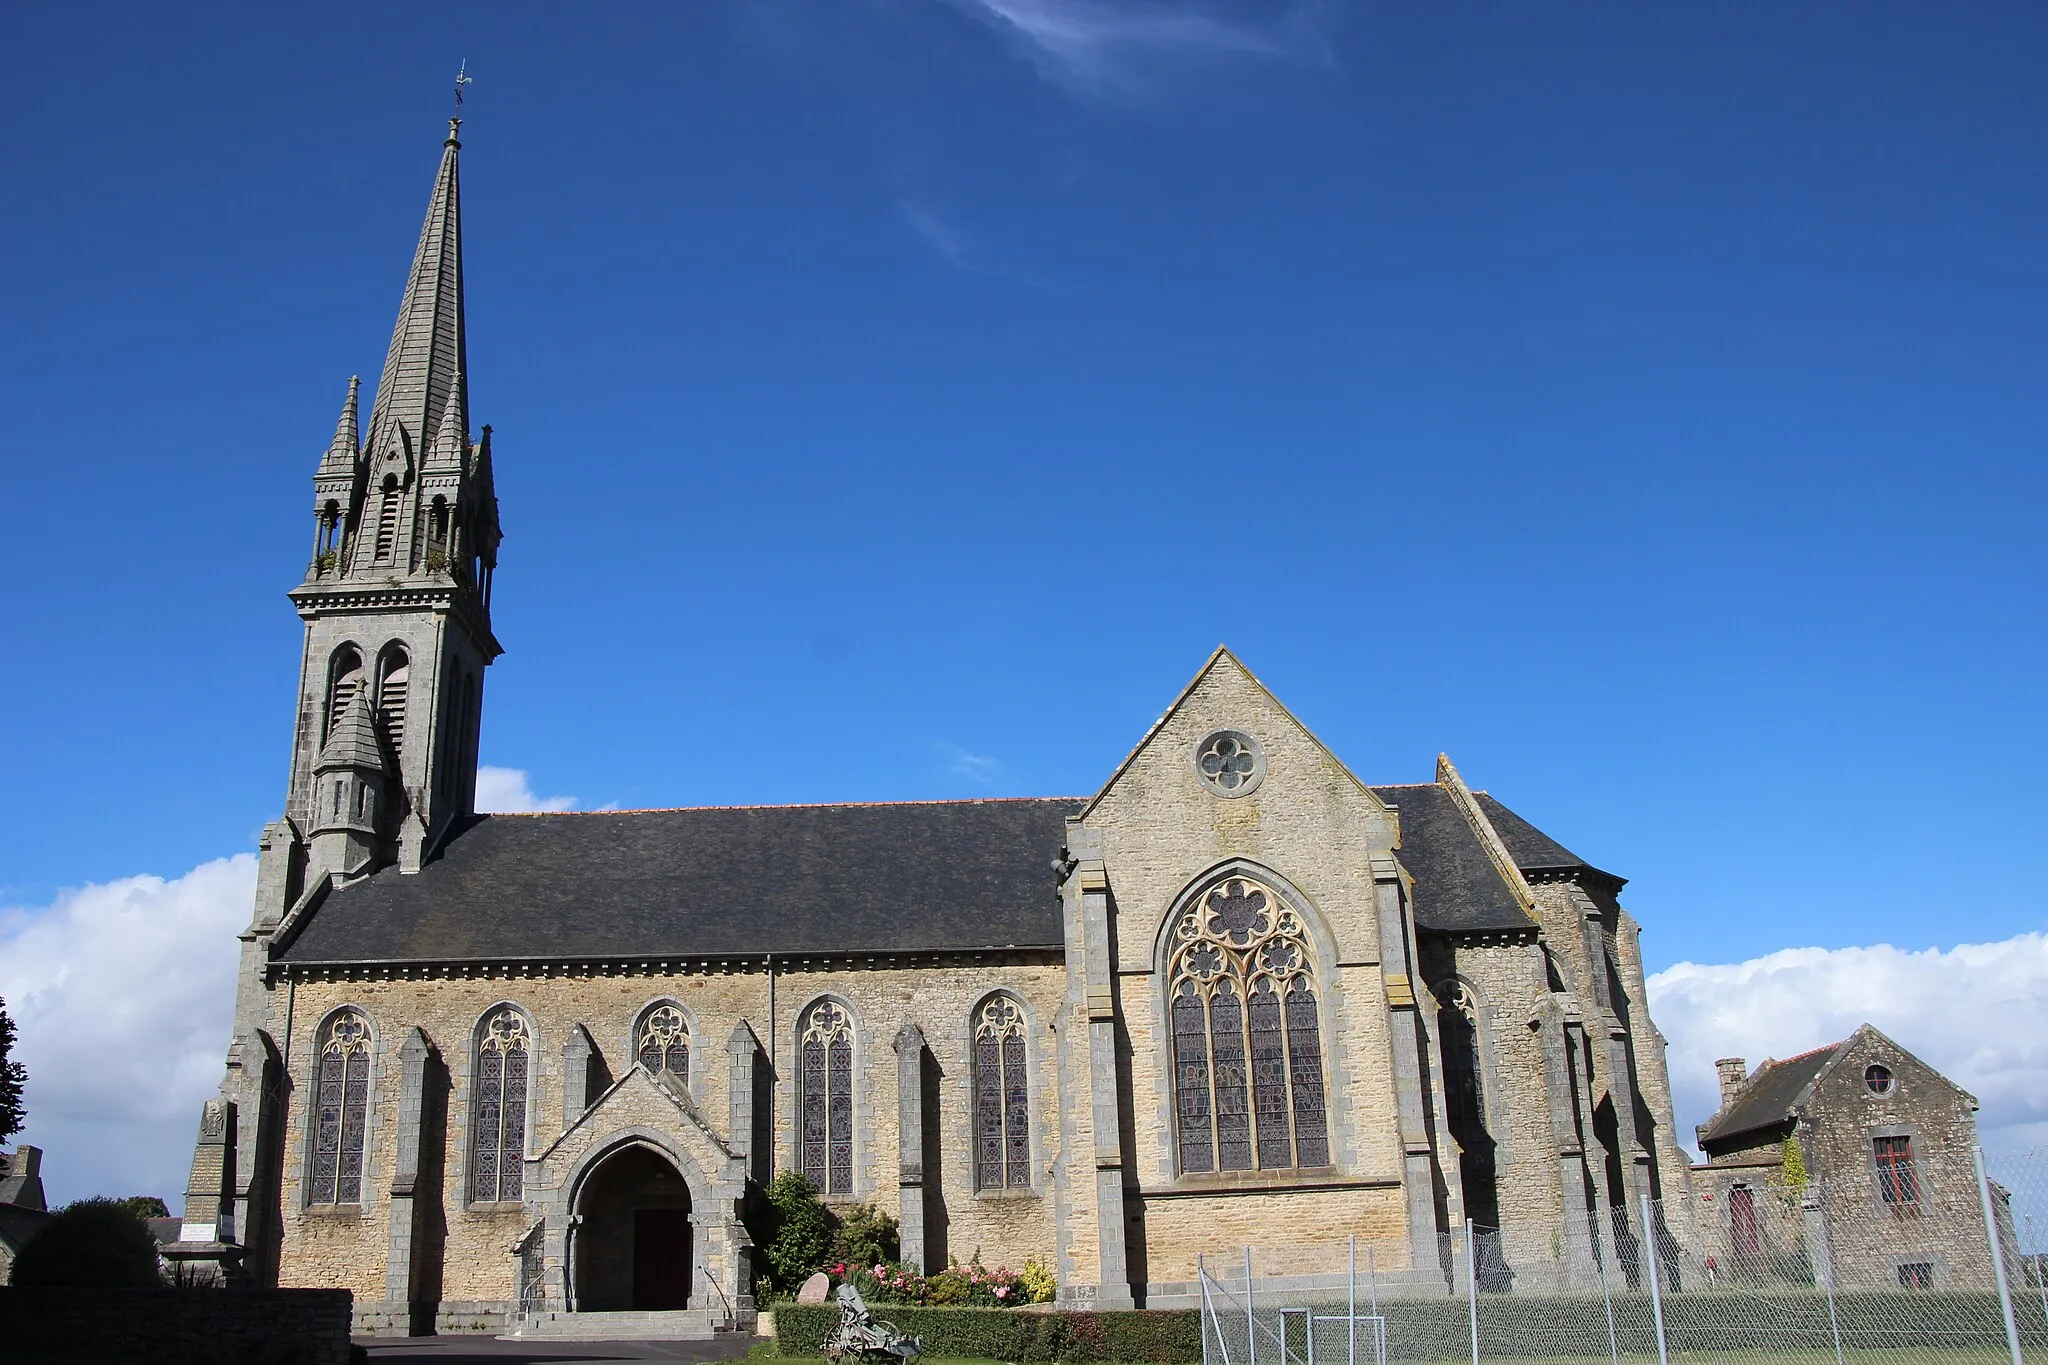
1865 1064 1895 1096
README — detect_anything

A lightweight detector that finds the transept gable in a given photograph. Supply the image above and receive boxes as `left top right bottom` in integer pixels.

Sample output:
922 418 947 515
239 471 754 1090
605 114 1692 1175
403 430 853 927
1076 648 1399 973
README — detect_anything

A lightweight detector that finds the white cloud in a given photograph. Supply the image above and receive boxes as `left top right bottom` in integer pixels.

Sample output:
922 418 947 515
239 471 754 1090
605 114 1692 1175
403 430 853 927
944 0 1331 94
1649 933 2048 1161
936 740 1003 785
0 856 257 1208
474 765 577 813
900 199 973 268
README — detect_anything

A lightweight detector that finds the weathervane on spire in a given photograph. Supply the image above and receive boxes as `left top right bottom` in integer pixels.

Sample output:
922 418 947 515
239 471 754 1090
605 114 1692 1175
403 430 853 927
448 60 473 143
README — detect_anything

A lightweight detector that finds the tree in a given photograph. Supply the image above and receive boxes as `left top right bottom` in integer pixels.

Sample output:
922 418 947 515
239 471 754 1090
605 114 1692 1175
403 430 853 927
113 1196 170 1221
8 1198 162 1287
0 996 26 1145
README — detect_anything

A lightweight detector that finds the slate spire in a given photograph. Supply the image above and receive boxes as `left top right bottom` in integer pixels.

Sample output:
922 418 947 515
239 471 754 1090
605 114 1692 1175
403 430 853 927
365 118 467 466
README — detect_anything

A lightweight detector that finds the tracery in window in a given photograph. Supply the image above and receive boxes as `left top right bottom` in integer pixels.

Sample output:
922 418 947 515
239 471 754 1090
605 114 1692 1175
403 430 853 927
1169 874 1328 1173
311 1010 371 1204
637 1004 690 1082
973 995 1031 1190
472 1008 530 1203
799 1001 854 1195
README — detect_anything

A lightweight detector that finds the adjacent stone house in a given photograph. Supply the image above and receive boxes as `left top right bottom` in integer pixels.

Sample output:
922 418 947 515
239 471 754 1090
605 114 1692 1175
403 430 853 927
1693 1024 2005 1290
0 1146 52 1280
171 117 1698 1335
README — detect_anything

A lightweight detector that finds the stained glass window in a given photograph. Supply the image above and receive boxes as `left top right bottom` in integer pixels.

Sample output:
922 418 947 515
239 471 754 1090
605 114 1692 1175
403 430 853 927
800 1001 854 1194
471 1008 530 1203
637 1004 690 1083
311 1010 371 1204
1167 875 1331 1174
973 995 1032 1190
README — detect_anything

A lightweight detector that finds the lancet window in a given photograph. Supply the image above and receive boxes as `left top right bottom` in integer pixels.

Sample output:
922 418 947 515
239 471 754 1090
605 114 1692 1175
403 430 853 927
799 1000 854 1195
1439 980 1487 1139
1169 875 1330 1174
471 1008 531 1203
637 1004 690 1083
973 994 1031 1190
310 1010 371 1204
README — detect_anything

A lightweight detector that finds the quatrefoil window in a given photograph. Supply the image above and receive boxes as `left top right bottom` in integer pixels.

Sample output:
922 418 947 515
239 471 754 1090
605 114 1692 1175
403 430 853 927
1194 729 1266 797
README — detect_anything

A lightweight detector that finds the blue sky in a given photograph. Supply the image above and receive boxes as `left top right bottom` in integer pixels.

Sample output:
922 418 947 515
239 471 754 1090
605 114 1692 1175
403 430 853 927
2 3 2046 1200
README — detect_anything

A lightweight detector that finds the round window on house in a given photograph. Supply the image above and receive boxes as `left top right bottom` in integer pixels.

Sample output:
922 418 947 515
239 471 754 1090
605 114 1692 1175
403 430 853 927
1865 1063 1895 1096
1194 729 1266 797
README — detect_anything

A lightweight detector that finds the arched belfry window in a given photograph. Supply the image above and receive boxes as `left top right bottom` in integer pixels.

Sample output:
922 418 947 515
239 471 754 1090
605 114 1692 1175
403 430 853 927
798 1000 854 1195
376 648 410 764
1168 873 1330 1174
311 1010 371 1204
637 1003 690 1083
973 994 1031 1191
471 1008 531 1203
373 473 401 562
326 648 364 742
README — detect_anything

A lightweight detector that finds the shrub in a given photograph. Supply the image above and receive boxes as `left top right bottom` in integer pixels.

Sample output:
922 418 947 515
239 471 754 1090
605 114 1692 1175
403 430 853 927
828 1202 900 1270
1019 1256 1057 1304
751 1171 834 1298
9 1197 162 1287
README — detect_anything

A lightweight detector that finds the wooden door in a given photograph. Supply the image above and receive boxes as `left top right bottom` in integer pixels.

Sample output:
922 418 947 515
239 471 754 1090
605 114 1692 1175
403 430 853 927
632 1208 692 1310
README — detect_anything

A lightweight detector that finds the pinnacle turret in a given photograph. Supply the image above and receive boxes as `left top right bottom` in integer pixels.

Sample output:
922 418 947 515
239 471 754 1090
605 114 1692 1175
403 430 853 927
321 377 361 476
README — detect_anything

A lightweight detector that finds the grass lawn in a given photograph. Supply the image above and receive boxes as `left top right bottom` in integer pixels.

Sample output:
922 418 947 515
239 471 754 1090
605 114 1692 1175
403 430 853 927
761 1353 2022 1364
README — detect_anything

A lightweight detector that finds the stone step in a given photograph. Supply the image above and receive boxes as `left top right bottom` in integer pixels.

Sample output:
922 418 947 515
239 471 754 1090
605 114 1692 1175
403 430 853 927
507 1308 730 1340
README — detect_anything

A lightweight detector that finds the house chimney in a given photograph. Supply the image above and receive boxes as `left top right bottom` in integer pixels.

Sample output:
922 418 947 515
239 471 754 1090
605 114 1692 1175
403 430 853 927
1715 1058 1748 1110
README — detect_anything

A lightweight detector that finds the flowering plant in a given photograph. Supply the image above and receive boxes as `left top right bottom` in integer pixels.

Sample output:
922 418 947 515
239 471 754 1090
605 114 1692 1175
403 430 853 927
828 1251 1054 1307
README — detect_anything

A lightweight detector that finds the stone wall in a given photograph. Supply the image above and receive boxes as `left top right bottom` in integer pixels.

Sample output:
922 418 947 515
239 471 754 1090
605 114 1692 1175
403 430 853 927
274 958 1068 1307
0 1287 352 1365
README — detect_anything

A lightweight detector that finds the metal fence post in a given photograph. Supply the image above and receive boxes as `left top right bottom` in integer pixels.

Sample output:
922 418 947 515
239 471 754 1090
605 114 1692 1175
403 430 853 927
1348 1236 1357 1365
2031 1215 2048 1339
1973 1144 2026 1365
1464 1220 1479 1365
1808 1189 1845 1365
1367 1245 1378 1320
1594 1221 1619 1365
1200 1254 1214 1365
1638 1194 1671 1365
1247 1246 1257 1365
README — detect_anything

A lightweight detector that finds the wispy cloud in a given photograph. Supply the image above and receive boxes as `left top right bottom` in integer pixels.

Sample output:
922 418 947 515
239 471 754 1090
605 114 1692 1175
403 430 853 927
936 741 1004 786
941 0 1332 95
475 765 578 813
1649 932 2048 1159
0 856 256 1207
899 199 974 269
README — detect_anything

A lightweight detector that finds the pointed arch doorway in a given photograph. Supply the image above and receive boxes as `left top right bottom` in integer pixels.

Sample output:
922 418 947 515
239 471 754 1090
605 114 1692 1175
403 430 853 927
574 1144 694 1310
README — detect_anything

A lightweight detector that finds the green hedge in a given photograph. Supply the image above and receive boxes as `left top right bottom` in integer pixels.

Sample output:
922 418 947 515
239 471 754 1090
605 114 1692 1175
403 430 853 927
772 1304 1204 1362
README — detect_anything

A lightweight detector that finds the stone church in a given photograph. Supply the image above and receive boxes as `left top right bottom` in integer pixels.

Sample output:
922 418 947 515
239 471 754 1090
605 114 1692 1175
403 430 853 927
173 120 1699 1334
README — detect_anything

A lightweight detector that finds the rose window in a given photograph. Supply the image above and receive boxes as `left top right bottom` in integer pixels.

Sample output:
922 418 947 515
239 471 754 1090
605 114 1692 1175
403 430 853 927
1195 730 1266 797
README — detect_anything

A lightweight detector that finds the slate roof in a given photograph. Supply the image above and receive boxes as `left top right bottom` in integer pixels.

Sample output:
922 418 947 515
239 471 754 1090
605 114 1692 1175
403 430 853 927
275 785 1605 966
1369 785 1536 934
1699 1046 1844 1147
1475 793 1592 873
277 799 1080 965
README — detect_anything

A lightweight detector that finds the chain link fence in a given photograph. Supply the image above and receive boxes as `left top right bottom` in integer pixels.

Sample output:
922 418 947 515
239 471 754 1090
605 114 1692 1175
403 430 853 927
1198 1146 2048 1364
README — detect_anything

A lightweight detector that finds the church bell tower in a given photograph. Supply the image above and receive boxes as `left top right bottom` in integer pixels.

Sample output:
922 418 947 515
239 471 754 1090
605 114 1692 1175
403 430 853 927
288 117 503 879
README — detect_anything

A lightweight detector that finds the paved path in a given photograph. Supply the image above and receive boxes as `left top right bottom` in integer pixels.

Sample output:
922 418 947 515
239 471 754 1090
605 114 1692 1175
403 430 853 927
358 1335 758 1365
